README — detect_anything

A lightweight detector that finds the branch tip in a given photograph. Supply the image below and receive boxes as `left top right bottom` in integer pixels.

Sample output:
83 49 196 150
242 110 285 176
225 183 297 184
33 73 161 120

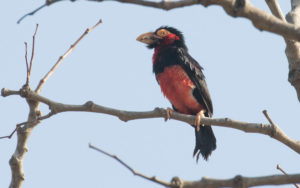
276 164 300 188
34 24 39 35
1 88 8 96
263 110 279 137
17 4 47 24
35 19 102 94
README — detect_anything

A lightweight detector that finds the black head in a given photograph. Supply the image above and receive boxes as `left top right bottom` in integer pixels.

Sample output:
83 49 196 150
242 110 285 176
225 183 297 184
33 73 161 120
137 26 187 50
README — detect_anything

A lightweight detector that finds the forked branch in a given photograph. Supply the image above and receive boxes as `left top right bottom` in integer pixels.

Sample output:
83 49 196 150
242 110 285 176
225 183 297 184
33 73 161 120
2 87 300 156
3 19 102 188
24 24 39 86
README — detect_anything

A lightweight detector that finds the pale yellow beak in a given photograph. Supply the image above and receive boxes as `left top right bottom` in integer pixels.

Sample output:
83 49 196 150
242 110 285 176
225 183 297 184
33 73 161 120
136 32 162 45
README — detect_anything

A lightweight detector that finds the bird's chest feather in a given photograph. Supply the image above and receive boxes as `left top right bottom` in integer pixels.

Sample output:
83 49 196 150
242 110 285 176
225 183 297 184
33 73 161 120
156 65 203 114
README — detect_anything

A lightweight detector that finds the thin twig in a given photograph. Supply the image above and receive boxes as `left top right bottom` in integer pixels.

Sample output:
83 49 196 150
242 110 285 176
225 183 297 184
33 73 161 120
0 126 19 139
262 110 276 126
0 119 38 140
0 111 55 140
34 19 102 94
25 24 39 86
277 164 300 188
24 42 29 85
89 143 172 187
277 164 289 175
17 0 63 24
28 24 39 82
262 110 281 138
17 4 47 24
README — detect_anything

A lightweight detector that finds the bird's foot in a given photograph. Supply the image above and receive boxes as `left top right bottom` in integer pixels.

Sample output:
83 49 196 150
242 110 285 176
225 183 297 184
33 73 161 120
165 107 174 122
195 110 206 131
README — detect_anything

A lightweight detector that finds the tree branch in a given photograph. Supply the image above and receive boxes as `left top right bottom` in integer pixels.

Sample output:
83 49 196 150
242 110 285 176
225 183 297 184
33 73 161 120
89 144 300 188
17 4 47 24
103 0 300 41
7 85 40 188
17 0 63 24
24 24 39 87
2 87 300 156
35 19 102 94
181 174 300 188
7 24 40 188
17 0 300 42
264 0 300 102
89 143 172 187
284 0 300 102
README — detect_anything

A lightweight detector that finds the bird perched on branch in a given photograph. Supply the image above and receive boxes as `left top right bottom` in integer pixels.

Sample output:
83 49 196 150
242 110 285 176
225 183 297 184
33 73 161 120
137 26 216 161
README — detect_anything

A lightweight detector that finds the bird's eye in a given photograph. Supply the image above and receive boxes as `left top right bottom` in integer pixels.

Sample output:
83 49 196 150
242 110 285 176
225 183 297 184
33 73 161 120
157 29 170 37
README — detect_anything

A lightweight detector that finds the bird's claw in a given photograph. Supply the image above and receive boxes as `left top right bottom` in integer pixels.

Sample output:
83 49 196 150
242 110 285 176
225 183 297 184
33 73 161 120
165 107 174 121
195 110 206 131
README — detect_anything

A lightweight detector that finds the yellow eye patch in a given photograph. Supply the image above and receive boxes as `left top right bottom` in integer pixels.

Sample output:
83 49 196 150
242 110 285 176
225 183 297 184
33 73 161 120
156 29 171 37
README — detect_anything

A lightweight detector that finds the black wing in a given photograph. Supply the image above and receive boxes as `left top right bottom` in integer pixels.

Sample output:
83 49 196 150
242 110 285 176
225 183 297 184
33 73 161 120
176 48 213 117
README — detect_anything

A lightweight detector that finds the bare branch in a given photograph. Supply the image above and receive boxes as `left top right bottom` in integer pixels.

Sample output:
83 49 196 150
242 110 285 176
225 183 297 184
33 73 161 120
262 110 277 127
24 24 39 87
17 0 300 42
90 144 300 188
17 4 47 24
28 24 39 82
8 109 40 188
277 164 289 175
277 164 300 188
34 19 102 94
89 143 172 187
264 0 300 102
3 87 300 156
265 0 286 21
0 111 54 140
17 0 63 24
285 1 300 102
89 0 300 41
24 42 29 84
0 126 19 139
182 174 300 188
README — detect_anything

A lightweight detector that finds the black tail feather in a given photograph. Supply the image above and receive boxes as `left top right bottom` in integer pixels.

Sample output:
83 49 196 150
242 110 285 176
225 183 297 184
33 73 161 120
193 125 216 162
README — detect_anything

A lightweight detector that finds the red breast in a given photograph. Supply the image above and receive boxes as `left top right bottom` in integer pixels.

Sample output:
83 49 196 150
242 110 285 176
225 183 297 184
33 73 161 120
156 65 203 114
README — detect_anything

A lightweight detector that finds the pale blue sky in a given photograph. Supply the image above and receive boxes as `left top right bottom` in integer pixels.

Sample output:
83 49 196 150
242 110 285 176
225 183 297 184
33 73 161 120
1 1 299 188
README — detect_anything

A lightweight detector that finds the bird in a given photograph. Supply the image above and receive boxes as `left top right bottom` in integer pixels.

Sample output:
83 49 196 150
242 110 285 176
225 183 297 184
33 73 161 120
136 26 216 161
